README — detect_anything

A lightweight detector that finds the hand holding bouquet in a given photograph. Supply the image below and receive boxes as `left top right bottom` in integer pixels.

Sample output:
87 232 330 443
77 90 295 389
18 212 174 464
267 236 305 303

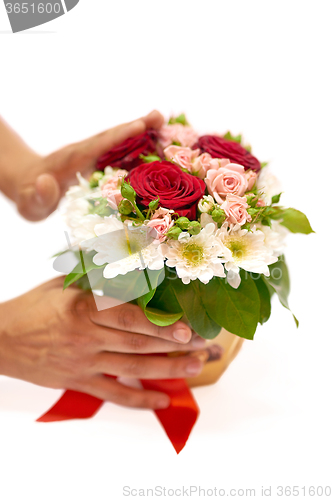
48 114 313 452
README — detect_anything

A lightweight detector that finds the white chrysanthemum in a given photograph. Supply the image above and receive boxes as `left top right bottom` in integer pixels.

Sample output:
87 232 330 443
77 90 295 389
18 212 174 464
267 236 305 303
90 217 164 279
217 224 278 289
65 172 92 201
256 167 282 205
161 223 226 285
257 220 288 257
62 173 97 247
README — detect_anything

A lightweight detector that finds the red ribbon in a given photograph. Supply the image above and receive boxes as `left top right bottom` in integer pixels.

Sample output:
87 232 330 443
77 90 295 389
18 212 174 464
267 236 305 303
37 377 199 454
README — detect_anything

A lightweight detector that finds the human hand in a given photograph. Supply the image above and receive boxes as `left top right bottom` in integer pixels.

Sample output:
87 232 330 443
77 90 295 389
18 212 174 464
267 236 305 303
0 277 205 409
6 110 164 221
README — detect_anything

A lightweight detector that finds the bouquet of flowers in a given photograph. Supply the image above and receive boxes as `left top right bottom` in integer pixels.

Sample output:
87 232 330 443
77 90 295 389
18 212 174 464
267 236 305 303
61 114 313 341
46 115 313 452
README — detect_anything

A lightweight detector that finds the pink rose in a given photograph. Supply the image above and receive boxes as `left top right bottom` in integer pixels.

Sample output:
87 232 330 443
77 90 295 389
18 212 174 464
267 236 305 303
222 194 252 226
164 145 200 172
146 207 174 242
158 124 199 149
191 153 212 179
205 163 249 203
245 170 257 191
256 198 266 207
101 170 127 209
206 157 231 171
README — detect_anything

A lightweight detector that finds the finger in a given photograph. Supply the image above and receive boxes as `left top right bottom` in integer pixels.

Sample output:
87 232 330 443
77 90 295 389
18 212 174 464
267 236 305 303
76 374 170 410
90 303 193 344
94 352 204 379
141 109 164 130
92 326 206 354
17 173 61 222
71 110 164 167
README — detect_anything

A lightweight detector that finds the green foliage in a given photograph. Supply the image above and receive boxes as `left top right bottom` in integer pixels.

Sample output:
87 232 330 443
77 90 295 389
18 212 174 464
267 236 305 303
260 162 269 169
63 251 104 290
272 208 314 234
252 275 272 324
223 131 242 143
139 154 161 163
201 272 261 340
137 269 183 326
271 193 282 204
168 113 189 126
89 171 104 188
172 279 221 339
264 258 299 327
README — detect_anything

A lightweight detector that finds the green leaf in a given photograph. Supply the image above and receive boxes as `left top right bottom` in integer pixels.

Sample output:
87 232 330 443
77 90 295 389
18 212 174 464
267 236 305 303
277 208 314 234
144 307 183 327
260 162 268 168
168 113 189 126
137 269 183 326
201 272 261 340
63 251 104 290
149 271 183 314
253 275 271 324
223 131 242 144
271 192 282 205
103 267 164 304
264 259 299 327
171 278 221 339
139 154 161 163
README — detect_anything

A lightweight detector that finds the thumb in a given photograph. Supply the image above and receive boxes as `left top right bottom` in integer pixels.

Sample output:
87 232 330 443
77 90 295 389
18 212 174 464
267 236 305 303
17 174 61 222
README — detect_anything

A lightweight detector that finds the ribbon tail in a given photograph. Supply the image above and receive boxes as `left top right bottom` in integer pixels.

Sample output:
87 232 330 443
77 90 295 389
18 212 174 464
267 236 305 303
140 378 199 454
36 390 104 422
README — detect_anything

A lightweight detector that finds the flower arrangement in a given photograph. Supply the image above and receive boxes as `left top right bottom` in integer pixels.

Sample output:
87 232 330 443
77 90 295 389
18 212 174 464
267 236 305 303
61 114 313 341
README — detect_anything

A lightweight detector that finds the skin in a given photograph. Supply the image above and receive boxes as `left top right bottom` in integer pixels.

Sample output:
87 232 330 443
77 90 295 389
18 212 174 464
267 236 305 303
0 110 205 410
0 278 204 409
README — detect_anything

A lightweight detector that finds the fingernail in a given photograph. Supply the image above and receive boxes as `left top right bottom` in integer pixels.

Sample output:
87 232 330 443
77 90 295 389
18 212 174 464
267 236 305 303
186 359 204 376
173 328 191 343
192 336 206 349
155 397 170 409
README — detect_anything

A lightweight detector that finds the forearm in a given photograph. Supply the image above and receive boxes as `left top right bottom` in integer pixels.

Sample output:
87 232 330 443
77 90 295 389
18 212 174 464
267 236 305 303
0 117 41 202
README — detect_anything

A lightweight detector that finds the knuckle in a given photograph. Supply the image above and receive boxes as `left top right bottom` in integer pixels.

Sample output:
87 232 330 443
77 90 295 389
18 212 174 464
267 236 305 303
150 323 164 339
126 357 145 378
117 307 137 332
168 359 183 378
127 333 148 352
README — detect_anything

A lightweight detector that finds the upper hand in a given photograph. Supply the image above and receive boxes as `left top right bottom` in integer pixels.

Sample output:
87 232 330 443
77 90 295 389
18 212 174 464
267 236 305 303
15 110 164 221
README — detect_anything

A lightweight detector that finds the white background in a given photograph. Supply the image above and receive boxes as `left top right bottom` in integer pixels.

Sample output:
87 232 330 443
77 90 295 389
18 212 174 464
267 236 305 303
0 1 332 499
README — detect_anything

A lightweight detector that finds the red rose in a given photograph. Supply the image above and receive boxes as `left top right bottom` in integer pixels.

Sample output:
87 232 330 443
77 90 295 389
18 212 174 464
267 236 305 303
194 135 261 172
96 129 158 172
127 161 206 219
